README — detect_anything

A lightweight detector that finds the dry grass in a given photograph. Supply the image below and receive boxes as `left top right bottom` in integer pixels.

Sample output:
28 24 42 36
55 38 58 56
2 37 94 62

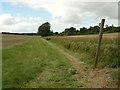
50 33 118 68
2 34 32 47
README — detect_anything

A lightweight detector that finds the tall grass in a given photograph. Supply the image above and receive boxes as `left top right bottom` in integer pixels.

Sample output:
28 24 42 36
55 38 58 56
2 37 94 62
50 33 118 68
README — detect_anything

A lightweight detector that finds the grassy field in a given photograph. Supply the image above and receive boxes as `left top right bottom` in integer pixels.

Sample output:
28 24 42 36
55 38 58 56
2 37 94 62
2 35 77 88
2 33 118 88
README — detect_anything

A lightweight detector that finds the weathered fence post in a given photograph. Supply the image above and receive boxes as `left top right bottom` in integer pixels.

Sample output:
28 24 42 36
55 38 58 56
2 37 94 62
94 19 105 68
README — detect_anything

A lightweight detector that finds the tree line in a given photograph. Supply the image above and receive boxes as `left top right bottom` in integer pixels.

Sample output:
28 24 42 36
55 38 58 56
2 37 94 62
2 32 37 36
38 22 120 36
2 22 120 36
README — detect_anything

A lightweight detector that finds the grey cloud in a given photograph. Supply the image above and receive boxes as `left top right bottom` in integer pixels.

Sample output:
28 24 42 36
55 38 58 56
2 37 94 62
52 2 118 25
8 1 118 25
81 2 118 19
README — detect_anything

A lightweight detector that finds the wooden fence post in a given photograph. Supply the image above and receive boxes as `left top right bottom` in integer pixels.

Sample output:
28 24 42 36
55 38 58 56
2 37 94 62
94 19 105 68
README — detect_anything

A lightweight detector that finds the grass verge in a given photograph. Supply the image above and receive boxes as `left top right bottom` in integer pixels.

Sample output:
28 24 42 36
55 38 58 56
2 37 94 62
2 38 77 88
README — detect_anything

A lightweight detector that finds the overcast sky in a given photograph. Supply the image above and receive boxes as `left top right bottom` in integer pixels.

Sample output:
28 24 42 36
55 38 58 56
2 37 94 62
0 0 119 33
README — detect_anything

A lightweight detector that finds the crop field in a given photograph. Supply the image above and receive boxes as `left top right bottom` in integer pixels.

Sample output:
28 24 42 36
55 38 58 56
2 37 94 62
2 34 32 47
2 33 119 88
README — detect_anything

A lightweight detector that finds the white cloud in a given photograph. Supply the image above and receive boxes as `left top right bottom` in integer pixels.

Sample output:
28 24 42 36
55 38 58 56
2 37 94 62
0 14 42 33
81 2 118 19
0 14 15 25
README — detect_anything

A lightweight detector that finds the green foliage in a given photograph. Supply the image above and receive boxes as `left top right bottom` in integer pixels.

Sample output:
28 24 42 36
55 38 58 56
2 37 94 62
80 27 88 34
104 25 120 33
64 27 77 35
38 22 53 36
87 26 100 34
60 25 120 36
53 32 59 36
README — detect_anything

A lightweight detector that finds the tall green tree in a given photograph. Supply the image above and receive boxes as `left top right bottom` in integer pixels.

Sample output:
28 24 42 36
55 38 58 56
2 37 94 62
80 27 88 34
64 27 76 35
38 22 53 36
